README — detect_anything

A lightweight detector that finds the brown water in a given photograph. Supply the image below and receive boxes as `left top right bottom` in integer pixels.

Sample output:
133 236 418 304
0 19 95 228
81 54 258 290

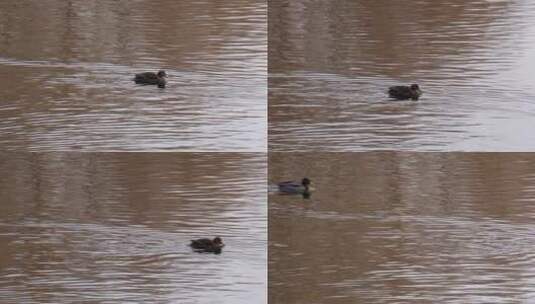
0 153 266 303
269 153 535 303
269 0 535 151
0 0 266 151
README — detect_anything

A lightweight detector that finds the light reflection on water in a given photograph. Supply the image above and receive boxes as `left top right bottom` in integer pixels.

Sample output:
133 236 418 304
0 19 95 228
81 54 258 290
0 153 267 304
269 153 535 304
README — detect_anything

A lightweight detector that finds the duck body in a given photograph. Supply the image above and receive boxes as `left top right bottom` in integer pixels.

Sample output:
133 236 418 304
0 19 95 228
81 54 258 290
278 178 311 194
388 84 421 100
190 237 225 253
134 70 167 88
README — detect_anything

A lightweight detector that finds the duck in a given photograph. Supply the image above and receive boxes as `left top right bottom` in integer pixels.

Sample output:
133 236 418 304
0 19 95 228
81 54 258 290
278 178 311 194
388 84 422 100
190 237 225 253
134 70 167 88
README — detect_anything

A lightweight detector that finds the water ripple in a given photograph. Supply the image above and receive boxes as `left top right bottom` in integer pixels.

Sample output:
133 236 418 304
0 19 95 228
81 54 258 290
0 0 266 151
269 0 535 151
270 152 535 304
0 152 267 304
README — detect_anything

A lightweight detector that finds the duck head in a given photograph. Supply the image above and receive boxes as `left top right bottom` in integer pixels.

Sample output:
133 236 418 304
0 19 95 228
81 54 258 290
157 71 167 88
301 178 311 188
410 84 422 99
213 237 224 247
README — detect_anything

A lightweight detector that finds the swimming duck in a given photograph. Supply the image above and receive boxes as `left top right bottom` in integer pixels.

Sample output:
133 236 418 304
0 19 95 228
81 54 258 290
190 237 225 253
134 70 167 88
388 84 421 100
278 178 311 194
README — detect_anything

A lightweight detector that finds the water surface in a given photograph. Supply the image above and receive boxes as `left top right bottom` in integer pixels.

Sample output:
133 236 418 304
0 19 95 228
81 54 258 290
0 0 266 151
270 152 535 303
0 153 266 303
269 0 535 151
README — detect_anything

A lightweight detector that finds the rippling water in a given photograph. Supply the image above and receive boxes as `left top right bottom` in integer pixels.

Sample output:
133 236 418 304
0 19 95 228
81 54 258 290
0 153 266 303
0 0 266 151
269 0 535 151
269 153 535 303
